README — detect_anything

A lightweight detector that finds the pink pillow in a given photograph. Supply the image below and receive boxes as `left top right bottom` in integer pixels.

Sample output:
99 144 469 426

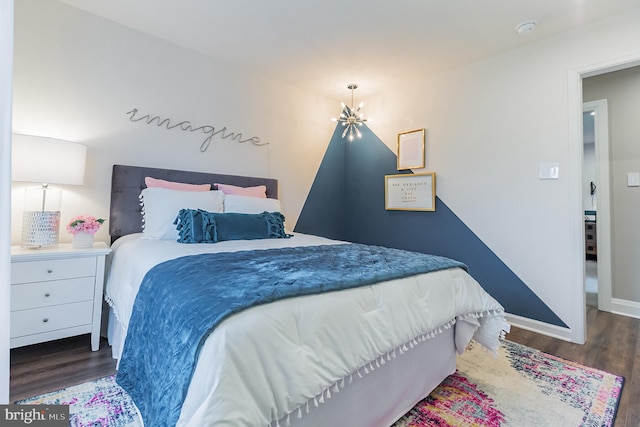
215 183 267 198
145 177 211 192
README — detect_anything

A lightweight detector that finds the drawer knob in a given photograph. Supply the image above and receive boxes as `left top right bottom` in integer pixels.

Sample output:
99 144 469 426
47 269 53 274
42 318 49 323
44 293 50 297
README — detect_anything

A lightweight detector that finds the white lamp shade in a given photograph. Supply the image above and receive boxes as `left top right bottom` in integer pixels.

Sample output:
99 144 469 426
12 134 86 185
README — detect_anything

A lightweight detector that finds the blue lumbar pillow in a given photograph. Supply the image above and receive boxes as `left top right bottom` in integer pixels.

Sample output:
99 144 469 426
175 209 290 243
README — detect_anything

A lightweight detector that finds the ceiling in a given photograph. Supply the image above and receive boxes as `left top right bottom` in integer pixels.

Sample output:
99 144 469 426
56 0 640 101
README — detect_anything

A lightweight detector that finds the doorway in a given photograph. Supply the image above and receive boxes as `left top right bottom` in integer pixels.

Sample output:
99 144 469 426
582 108 598 308
581 99 612 312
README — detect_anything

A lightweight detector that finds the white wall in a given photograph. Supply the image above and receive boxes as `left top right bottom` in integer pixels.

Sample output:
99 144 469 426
367 9 640 341
12 0 336 245
584 67 640 303
1 0 14 405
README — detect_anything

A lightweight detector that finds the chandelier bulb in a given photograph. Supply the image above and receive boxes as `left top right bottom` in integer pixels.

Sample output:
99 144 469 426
332 83 370 140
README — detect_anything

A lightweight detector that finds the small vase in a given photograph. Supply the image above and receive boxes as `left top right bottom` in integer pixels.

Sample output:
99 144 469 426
72 231 94 249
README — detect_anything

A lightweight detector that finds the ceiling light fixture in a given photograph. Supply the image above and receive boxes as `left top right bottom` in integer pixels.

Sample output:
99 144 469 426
332 83 369 141
516 20 537 35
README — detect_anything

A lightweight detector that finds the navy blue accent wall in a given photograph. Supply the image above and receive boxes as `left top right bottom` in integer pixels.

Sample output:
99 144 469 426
295 124 567 328
295 126 347 240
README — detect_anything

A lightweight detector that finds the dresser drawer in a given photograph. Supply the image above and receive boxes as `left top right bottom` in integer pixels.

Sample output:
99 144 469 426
10 301 93 338
11 257 96 284
11 277 95 311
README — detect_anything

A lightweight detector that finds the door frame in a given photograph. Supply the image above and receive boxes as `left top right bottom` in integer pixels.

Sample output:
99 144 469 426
0 0 14 405
569 52 640 342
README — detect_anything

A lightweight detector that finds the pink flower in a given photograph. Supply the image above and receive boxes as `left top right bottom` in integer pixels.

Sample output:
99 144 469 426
66 215 105 235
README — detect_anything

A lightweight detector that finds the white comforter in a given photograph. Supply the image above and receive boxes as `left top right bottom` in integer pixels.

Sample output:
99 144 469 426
105 233 506 427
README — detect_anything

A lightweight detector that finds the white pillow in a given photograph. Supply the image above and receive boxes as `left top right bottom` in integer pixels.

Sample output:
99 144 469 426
140 187 224 240
223 194 282 214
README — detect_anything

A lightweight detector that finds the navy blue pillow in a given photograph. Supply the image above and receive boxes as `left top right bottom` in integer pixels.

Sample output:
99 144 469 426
213 211 288 242
175 209 290 243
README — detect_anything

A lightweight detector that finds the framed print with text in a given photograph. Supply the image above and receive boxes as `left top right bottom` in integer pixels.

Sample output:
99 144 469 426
397 128 425 170
385 173 435 211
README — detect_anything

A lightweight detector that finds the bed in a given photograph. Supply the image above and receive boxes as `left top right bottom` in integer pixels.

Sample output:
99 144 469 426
105 164 508 427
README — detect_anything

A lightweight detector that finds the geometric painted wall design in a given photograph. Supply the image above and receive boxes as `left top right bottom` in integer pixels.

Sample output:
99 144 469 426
295 124 567 327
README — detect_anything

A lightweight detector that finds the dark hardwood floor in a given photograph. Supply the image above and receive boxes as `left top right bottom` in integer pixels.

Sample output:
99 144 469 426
10 307 640 426
10 334 116 402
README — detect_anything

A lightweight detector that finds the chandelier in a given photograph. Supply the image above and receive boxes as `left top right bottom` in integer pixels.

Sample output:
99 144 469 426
332 83 369 141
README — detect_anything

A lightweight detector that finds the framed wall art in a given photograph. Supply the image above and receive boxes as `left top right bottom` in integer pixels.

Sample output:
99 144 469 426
385 172 436 211
397 128 425 170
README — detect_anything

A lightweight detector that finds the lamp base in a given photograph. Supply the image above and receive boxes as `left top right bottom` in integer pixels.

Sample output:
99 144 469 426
21 211 60 248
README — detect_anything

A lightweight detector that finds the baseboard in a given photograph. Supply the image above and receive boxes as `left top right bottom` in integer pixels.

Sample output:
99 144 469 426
504 313 573 342
610 298 640 319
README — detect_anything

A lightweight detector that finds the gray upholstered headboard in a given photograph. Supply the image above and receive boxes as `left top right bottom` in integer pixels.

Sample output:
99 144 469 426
109 164 278 242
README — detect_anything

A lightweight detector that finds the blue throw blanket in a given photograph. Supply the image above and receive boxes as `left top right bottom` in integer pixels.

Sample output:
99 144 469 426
116 243 466 427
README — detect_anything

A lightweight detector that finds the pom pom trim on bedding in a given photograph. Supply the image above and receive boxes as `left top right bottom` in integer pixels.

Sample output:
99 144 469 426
115 243 506 427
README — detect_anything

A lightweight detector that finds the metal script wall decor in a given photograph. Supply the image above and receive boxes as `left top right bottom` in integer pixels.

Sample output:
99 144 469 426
126 108 268 152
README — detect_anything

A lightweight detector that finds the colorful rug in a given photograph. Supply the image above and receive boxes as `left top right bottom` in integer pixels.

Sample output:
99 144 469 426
16 375 139 427
16 340 623 427
394 340 623 427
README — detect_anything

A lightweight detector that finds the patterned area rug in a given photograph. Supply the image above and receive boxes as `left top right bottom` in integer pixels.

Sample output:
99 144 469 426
395 340 623 427
16 340 623 427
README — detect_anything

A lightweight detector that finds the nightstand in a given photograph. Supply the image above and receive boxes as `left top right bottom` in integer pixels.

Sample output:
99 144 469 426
10 242 111 351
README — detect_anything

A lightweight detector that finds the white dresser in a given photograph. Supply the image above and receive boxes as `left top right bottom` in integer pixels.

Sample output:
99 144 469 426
10 242 111 351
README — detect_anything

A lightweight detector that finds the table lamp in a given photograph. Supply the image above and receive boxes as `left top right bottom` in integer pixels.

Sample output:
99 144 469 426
12 134 87 248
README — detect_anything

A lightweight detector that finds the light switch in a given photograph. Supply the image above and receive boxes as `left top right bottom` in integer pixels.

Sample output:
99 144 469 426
628 172 640 187
539 163 559 180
